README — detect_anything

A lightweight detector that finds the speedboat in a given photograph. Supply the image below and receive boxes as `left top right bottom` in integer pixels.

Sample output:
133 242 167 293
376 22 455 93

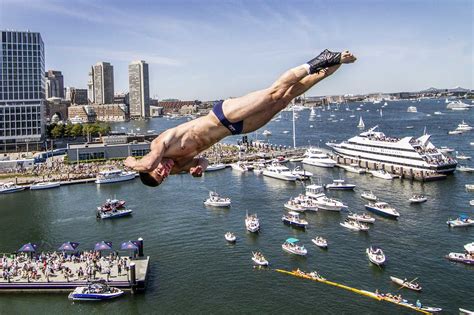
456 153 471 160
0 182 25 194
369 170 395 180
365 202 400 219
205 163 226 172
245 212 260 233
446 215 474 227
464 242 474 253
252 251 269 266
366 246 386 266
456 120 473 132
262 130 272 136
348 212 375 223
312 236 328 249
291 166 313 180
466 184 474 191
305 184 347 211
407 106 418 113
97 207 133 219
282 238 307 256
337 163 366 174
286 195 319 212
390 276 422 292
301 148 336 168
262 163 297 182
340 219 369 231
324 179 356 190
409 195 427 203
361 191 378 202
283 200 307 212
458 165 474 172
230 162 249 172
224 232 236 243
68 282 124 301
30 181 61 190
448 130 463 135
446 252 474 265
204 191 231 207
95 169 137 184
440 146 455 154
281 211 308 229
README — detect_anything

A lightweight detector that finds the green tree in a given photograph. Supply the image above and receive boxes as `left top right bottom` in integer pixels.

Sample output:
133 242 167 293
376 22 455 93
71 124 83 137
51 124 65 138
64 123 74 138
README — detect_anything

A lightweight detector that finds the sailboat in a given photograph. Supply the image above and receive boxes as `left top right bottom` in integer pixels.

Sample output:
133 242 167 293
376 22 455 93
309 107 316 121
357 116 365 129
380 108 383 117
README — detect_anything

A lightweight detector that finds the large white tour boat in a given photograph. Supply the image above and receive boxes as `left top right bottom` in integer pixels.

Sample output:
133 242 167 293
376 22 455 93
326 126 457 177
301 148 336 168
95 169 137 184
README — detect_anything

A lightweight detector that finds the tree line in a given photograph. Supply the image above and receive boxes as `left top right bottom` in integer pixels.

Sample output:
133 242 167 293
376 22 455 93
47 123 112 139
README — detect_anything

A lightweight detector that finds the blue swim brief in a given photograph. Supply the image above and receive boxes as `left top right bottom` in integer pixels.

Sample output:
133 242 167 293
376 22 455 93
212 101 244 135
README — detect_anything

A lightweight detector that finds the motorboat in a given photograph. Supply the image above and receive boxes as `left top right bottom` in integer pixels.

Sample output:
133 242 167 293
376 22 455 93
281 211 308 229
68 281 124 301
455 120 473 132
409 195 427 203
30 181 61 190
361 191 378 202
262 130 272 136
95 169 137 184
324 179 356 190
440 146 455 154
305 184 347 211
466 184 474 191
252 251 269 266
366 246 386 266
245 212 260 233
445 252 474 265
291 166 313 180
0 182 25 194
447 100 470 110
458 165 474 172
286 195 319 212
340 219 369 231
224 232 236 243
369 170 395 180
456 153 471 160
308 270 326 281
262 163 297 182
446 215 474 227
348 212 375 223
464 242 474 253
204 191 231 207
407 106 418 113
282 238 307 256
301 148 336 168
252 166 264 175
337 163 366 174
205 163 226 172
311 236 328 249
448 130 463 135
283 199 307 212
390 276 422 292
433 111 443 115
365 202 400 219
97 207 133 219
230 162 250 172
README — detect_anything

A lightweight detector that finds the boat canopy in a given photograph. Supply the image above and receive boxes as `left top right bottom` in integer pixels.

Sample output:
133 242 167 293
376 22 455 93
459 214 469 220
285 238 299 244
287 211 300 216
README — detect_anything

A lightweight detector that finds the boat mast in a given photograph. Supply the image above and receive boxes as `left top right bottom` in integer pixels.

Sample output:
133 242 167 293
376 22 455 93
292 100 296 148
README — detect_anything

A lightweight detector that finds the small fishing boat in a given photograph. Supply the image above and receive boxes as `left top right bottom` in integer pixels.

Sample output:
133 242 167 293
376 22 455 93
390 276 422 292
68 281 124 301
366 246 386 266
445 252 474 265
348 212 375 223
409 194 427 203
448 129 463 135
204 191 231 207
283 200 307 212
365 202 400 219
464 242 474 253
281 211 308 229
369 170 395 180
361 191 378 202
289 195 319 211
312 236 328 249
324 179 356 190
245 212 260 233
205 163 227 172
30 181 61 190
282 238 307 256
262 130 272 136
224 232 236 243
252 251 269 266
446 215 474 227
0 182 25 194
340 219 369 231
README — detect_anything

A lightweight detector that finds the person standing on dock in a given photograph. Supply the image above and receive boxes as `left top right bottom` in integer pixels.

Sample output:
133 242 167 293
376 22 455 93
125 49 357 187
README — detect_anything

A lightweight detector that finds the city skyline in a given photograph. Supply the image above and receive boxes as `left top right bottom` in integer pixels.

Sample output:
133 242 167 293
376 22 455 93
1 0 472 100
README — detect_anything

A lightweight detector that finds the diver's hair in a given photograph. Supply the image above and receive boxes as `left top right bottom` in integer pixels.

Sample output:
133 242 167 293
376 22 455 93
139 172 160 187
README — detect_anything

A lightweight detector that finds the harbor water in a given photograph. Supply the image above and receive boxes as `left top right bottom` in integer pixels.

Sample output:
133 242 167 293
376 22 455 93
0 99 473 314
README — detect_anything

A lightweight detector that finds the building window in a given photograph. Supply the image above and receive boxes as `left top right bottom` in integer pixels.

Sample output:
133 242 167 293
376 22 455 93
78 152 105 161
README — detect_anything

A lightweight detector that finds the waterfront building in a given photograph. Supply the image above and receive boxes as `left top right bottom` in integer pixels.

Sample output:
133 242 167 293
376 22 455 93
128 60 150 118
0 30 45 152
67 141 151 162
88 62 114 104
67 104 128 123
65 87 88 105
45 70 64 99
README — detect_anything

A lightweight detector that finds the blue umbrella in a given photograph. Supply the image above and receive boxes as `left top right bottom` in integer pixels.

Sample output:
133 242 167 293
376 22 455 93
94 241 113 251
120 241 139 251
58 242 80 252
18 243 38 253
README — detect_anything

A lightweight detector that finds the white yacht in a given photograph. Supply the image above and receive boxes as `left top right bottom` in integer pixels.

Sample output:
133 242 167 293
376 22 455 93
455 120 473 132
204 191 231 207
446 100 470 111
337 163 366 174
324 179 356 190
0 182 25 194
245 212 260 233
30 181 61 190
361 191 378 201
327 126 457 176
305 184 347 211
370 169 395 180
407 106 418 113
262 163 297 182
366 246 386 266
230 162 250 172
95 169 137 184
301 148 336 168
205 163 227 172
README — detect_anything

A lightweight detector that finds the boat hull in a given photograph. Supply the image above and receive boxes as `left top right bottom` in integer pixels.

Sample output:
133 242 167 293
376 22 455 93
0 187 25 194
95 173 136 184
365 205 399 219
30 183 61 190
282 218 307 229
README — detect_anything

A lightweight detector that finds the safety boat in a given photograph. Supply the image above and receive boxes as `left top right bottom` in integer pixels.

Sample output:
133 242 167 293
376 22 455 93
252 251 269 266
282 238 307 256
312 236 328 249
204 191 231 207
324 179 356 190
245 212 260 233
281 211 308 229
409 195 427 203
390 276 422 292
366 246 386 266
361 191 378 202
365 202 400 219
348 212 375 223
97 207 133 219
68 281 124 301
446 215 474 227
340 219 369 231
224 232 236 243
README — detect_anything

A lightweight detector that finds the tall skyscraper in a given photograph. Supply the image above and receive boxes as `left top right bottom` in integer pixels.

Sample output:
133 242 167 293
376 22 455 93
0 30 45 151
128 60 150 118
45 70 64 99
88 62 114 104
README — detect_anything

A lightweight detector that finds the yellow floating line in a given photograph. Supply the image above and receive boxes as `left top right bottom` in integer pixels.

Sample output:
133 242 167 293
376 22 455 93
274 269 432 315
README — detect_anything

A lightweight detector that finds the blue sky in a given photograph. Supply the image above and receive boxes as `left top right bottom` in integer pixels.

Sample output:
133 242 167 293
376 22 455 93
1 0 472 100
